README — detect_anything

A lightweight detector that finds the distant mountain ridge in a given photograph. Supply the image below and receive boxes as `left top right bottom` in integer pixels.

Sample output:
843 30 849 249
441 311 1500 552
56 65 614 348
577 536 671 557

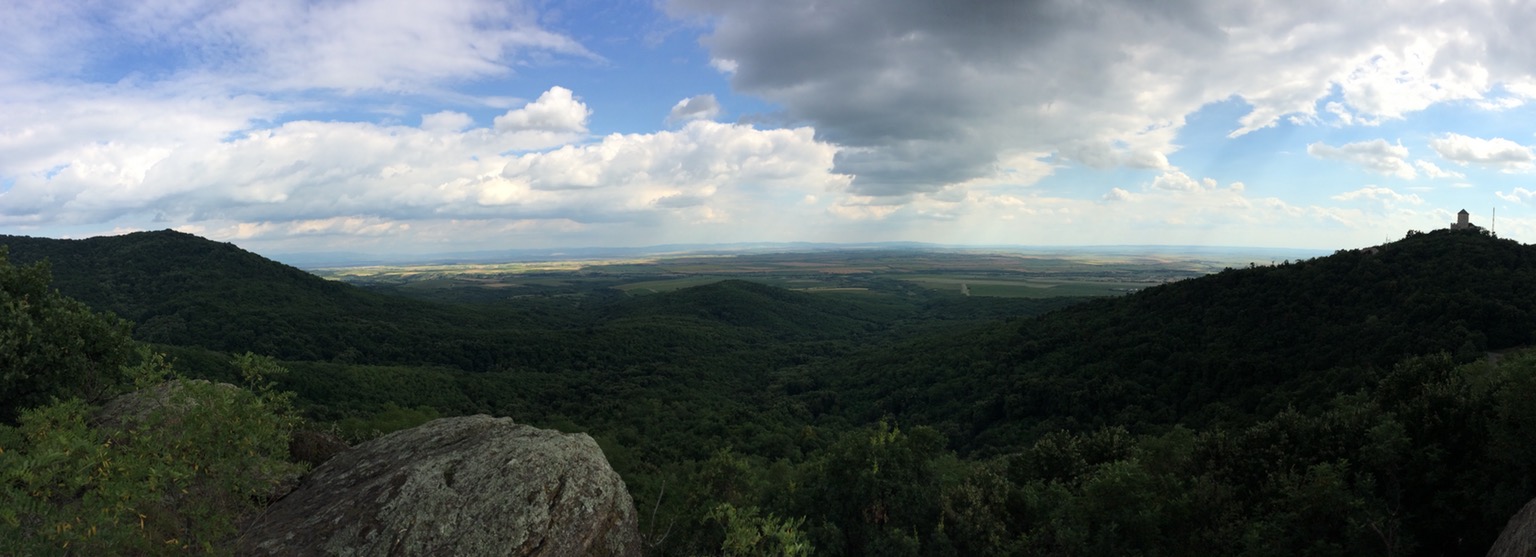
272 240 1327 268
601 279 890 340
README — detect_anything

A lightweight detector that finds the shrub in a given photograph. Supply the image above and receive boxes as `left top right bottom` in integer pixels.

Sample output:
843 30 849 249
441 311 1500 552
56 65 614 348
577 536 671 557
0 354 303 555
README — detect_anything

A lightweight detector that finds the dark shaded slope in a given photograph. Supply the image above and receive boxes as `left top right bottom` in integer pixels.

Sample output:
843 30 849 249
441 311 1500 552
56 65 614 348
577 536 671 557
0 231 526 364
818 229 1536 451
0 230 343 316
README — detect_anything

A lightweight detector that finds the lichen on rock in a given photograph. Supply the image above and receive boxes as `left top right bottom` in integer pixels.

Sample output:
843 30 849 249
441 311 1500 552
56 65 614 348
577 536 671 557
239 415 641 557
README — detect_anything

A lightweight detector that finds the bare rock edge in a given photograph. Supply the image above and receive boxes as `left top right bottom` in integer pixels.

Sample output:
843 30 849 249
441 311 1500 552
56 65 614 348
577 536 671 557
1489 497 1536 557
239 415 641 557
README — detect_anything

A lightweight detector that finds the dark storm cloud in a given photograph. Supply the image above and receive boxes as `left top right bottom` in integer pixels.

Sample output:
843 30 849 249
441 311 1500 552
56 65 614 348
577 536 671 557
671 0 1536 196
672 0 1227 195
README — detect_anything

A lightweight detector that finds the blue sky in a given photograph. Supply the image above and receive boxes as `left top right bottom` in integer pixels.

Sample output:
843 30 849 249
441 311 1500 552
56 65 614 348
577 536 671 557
4 0 1536 257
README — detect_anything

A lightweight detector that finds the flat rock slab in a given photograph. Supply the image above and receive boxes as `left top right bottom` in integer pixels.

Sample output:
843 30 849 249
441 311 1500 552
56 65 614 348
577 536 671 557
239 415 640 557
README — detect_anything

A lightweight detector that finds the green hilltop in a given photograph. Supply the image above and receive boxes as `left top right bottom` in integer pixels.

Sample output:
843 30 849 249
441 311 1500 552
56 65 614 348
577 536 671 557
823 228 1536 450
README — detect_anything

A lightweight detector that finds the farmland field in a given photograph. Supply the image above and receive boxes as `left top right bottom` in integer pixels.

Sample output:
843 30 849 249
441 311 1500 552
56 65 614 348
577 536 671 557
308 246 1325 299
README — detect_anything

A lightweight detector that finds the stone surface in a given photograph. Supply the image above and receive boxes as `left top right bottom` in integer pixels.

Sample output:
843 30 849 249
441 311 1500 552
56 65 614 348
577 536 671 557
1489 497 1536 557
288 429 351 467
238 415 642 557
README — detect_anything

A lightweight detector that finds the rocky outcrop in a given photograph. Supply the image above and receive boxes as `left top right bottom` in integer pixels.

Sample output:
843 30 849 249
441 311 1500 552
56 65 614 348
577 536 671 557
1489 497 1536 557
238 415 641 557
288 429 351 467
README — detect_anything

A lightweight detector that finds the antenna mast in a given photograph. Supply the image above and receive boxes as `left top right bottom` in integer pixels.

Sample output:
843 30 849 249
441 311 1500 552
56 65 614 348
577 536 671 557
1493 207 1497 236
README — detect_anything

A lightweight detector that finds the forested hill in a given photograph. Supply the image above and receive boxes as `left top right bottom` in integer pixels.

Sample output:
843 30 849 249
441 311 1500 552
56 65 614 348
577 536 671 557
0 230 337 311
0 230 534 362
823 228 1536 450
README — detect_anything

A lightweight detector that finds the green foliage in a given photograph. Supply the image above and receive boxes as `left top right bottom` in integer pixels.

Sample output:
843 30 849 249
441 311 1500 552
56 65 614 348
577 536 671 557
334 402 442 441
694 449 761 509
790 422 949 556
704 503 813 557
0 354 303 555
0 247 138 421
923 351 1536 557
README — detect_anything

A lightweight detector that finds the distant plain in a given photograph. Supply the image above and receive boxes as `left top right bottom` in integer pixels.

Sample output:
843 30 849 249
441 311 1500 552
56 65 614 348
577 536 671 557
310 246 1327 298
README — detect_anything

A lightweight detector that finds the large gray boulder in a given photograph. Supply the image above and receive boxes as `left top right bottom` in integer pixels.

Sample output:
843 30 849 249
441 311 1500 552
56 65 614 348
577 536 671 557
239 415 641 557
1490 497 1536 557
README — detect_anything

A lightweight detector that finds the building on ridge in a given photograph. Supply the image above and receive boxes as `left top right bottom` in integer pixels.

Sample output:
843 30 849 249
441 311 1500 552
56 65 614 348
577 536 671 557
1451 209 1474 230
1449 208 1489 233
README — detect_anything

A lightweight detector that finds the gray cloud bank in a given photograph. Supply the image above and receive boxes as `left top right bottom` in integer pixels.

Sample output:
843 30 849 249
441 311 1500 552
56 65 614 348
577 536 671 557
672 0 1536 195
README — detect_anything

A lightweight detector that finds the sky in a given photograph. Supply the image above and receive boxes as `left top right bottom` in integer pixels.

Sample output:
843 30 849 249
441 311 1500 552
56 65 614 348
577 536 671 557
5 0 1536 258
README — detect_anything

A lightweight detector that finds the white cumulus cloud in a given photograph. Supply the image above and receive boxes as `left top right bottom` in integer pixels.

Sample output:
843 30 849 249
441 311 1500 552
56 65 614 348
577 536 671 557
493 87 591 133
1330 186 1424 206
0 89 848 239
1413 160 1464 179
1430 133 1535 172
1496 187 1536 204
1 0 596 93
1307 140 1416 179
421 111 474 132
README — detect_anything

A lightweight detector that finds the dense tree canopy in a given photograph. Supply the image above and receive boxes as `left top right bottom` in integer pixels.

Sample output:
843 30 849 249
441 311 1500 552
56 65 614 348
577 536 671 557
0 247 137 421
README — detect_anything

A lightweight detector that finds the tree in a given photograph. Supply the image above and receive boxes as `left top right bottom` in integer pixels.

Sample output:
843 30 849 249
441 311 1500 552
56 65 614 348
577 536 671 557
794 422 948 556
705 503 813 557
0 247 138 421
